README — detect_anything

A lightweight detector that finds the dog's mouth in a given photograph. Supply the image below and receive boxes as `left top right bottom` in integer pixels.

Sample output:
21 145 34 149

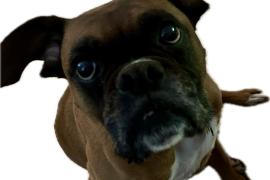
139 107 188 152
104 94 213 162
142 110 155 121
135 102 202 145
134 99 206 134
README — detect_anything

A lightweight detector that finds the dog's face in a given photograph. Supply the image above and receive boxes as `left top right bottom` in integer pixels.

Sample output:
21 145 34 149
1 0 215 163
62 0 213 162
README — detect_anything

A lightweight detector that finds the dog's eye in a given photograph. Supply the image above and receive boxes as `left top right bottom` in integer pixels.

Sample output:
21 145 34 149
160 25 181 44
76 61 97 80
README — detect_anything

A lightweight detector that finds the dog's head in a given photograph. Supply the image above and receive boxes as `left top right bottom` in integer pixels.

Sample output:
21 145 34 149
1 0 220 162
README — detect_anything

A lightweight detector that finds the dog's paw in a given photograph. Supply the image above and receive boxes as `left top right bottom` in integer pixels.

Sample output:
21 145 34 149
244 89 269 106
230 157 246 174
240 89 269 107
230 157 251 180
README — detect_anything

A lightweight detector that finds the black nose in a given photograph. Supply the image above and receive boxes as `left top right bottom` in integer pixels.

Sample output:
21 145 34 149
117 59 165 94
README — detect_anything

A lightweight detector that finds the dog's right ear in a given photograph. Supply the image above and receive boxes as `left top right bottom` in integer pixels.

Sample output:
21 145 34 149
169 0 209 28
0 16 67 87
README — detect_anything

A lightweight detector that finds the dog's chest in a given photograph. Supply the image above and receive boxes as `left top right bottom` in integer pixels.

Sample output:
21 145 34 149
169 118 219 180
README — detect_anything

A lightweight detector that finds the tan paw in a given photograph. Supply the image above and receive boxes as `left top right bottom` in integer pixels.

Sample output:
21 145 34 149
243 89 269 106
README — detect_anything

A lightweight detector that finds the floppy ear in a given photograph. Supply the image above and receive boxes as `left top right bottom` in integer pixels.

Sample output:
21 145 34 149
0 16 67 87
169 0 209 27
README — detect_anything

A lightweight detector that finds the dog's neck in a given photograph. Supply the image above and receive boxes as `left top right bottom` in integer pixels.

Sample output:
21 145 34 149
73 105 175 180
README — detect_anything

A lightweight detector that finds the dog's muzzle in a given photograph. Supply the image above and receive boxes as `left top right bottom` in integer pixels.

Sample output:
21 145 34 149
103 58 212 162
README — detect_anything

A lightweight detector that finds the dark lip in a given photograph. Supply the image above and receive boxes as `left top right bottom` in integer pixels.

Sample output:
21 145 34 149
133 103 190 134
135 100 211 136
104 93 212 136
138 99 192 122
141 107 187 121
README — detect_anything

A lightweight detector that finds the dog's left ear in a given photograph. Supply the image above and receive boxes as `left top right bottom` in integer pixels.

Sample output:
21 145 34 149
169 0 209 28
0 16 67 87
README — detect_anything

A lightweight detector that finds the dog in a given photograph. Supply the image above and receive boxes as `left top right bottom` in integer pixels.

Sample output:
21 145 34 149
1 0 269 179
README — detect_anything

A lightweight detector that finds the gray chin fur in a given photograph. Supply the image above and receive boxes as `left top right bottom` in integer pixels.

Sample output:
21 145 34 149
142 123 186 153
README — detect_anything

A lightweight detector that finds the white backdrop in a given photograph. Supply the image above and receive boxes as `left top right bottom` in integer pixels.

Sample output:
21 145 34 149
0 0 269 179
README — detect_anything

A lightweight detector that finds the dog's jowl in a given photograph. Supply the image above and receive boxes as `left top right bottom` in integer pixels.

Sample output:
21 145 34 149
1 0 268 180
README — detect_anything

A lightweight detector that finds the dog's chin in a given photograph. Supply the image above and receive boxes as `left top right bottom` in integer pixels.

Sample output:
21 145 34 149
142 123 186 153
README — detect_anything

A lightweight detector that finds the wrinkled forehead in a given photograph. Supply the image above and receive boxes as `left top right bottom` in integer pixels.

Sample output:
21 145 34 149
62 0 193 64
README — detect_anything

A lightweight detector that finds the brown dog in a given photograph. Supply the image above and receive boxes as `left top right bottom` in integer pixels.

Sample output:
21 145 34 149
1 0 268 179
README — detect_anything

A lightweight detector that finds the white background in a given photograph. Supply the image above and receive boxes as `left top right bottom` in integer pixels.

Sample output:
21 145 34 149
0 0 269 179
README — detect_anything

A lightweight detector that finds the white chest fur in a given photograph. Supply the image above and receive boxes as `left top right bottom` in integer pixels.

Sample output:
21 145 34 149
169 118 219 180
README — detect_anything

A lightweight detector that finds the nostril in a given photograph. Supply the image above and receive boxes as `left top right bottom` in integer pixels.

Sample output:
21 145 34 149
118 74 134 92
147 66 164 82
